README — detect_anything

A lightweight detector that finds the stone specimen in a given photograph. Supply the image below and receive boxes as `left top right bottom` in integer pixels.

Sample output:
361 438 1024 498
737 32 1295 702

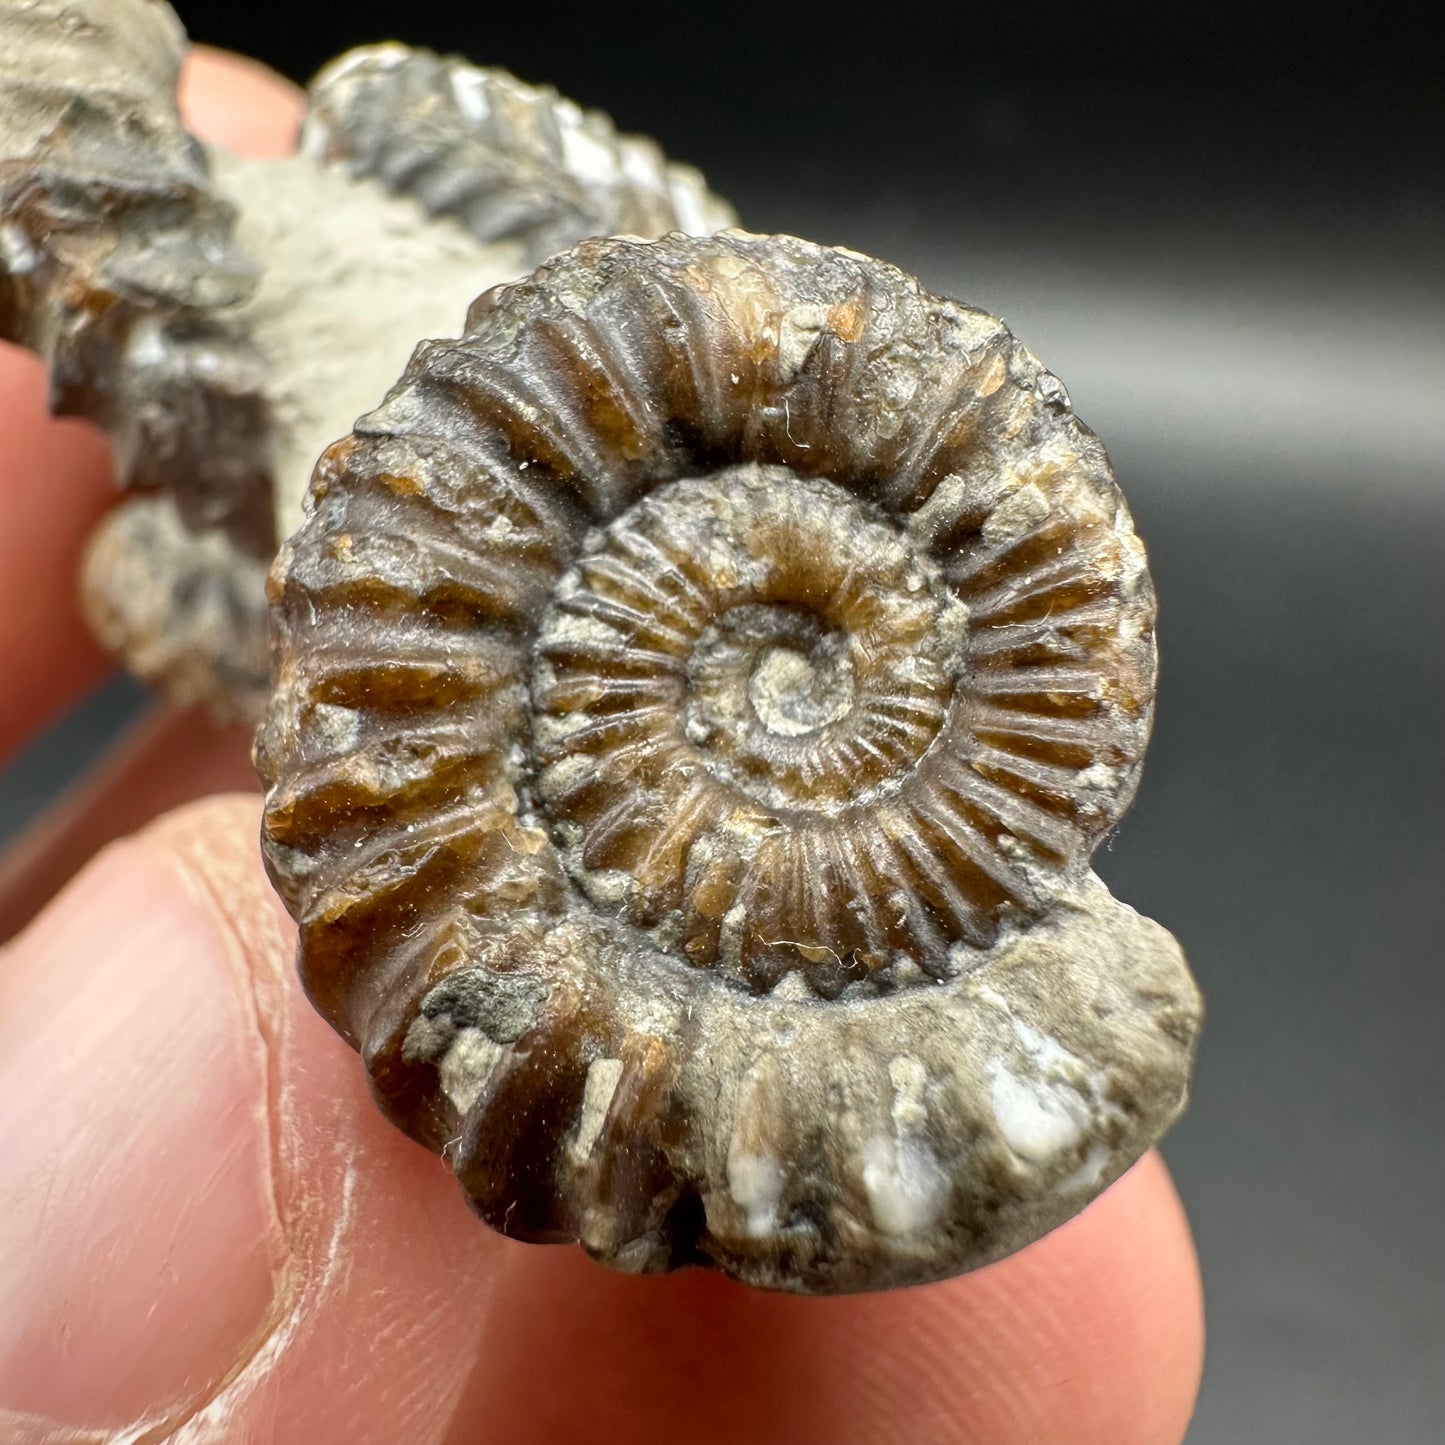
0 0 733 716
0 0 1199 1297
257 232 1202 1293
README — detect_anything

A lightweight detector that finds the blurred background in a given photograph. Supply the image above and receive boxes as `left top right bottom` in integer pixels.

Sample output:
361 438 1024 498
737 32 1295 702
3 1 1441 1437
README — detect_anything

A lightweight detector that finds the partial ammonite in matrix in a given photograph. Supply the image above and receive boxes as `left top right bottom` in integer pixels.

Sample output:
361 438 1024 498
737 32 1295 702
0 0 735 716
257 231 1201 1294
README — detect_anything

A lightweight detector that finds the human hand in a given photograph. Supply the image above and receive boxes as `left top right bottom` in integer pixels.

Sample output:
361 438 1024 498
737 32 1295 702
0 48 1204 1444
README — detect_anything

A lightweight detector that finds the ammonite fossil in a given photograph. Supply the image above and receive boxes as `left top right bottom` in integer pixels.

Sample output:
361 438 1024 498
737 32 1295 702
257 231 1202 1294
0 0 732 716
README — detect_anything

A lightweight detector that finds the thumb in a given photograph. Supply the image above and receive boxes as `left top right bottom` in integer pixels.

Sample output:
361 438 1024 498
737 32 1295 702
0 795 504 1442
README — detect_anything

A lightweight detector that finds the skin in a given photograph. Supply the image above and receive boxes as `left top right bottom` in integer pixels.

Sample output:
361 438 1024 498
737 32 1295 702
0 48 1204 1443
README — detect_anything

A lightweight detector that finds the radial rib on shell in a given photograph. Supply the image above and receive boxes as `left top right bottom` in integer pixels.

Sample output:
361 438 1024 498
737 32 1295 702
258 232 1201 1293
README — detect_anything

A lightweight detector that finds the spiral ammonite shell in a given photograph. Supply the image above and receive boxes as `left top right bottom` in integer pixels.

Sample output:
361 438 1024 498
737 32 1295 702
258 231 1201 1293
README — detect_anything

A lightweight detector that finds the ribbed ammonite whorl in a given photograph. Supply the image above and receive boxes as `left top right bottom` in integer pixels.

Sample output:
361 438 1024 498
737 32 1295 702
258 232 1201 1294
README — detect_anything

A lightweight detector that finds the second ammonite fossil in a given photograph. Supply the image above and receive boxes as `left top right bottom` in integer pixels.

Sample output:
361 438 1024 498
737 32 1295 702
0 0 733 715
257 231 1201 1294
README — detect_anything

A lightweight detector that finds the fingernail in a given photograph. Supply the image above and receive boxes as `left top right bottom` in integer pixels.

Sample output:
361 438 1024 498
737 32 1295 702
0 836 283 1428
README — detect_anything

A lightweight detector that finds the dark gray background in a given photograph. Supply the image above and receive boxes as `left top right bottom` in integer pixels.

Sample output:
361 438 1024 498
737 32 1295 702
4 2 1441 1438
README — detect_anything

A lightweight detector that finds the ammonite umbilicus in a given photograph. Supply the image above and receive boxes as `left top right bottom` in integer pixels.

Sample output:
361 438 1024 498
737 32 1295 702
0 0 732 715
257 231 1201 1294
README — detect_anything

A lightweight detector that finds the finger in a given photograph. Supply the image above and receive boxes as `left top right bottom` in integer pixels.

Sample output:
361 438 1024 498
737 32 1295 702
446 1154 1202 1445
0 50 302 765
0 795 506 1442
0 348 116 762
179 44 305 158
0 704 258 943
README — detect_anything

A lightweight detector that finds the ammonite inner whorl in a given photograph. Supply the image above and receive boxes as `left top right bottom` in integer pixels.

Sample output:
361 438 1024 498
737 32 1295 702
258 231 1200 1294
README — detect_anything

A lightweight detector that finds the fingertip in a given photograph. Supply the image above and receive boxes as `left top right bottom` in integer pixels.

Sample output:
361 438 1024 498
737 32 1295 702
448 1151 1202 1445
0 796 505 1441
0 815 283 1429
135 796 510 1439
963 1149 1204 1445
0 343 115 761
180 44 305 157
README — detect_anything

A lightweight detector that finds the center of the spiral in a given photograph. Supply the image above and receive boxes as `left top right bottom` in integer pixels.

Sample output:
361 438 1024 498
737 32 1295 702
684 601 868 806
748 638 855 737
688 603 857 765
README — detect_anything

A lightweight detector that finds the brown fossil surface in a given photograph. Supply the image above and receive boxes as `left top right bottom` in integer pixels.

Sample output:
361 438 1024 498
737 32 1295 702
0 0 734 716
258 232 1201 1293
